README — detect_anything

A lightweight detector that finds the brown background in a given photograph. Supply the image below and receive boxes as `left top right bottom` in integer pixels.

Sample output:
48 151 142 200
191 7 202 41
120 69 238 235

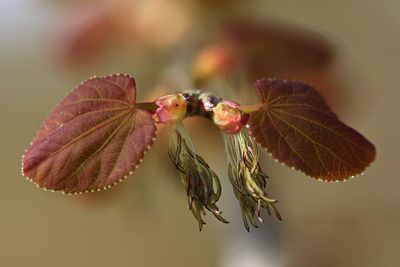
0 0 398 266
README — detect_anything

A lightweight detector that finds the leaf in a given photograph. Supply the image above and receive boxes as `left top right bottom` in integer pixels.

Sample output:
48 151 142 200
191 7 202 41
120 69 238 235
53 1 117 64
248 78 376 181
222 20 333 79
22 74 156 194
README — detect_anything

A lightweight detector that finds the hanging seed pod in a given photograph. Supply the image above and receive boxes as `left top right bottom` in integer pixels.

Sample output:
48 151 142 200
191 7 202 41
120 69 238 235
167 125 228 230
223 130 281 231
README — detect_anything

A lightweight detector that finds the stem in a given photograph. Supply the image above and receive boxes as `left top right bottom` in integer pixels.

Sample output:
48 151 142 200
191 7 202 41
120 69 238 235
136 101 158 112
237 104 264 114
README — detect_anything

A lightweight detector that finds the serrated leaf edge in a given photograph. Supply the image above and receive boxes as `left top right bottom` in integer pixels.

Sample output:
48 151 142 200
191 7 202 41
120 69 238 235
250 78 375 182
21 74 157 195
247 125 373 183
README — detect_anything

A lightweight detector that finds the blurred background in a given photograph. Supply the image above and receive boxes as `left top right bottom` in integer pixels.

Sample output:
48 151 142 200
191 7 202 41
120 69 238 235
0 0 397 266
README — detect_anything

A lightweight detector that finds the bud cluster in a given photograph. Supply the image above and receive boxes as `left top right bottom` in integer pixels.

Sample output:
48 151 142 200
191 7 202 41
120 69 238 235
155 92 247 134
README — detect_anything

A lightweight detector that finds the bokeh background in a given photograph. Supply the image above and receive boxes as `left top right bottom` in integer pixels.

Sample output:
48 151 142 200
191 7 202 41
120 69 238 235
0 0 398 266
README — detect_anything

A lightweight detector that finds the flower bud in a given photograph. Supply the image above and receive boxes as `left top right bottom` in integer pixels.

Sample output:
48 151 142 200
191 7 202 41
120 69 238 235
212 101 243 134
192 45 236 82
155 94 187 124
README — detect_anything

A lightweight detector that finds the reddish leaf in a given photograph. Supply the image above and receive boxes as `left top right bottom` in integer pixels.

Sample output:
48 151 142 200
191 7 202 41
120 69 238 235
222 20 334 79
52 1 118 64
248 78 376 181
22 74 156 194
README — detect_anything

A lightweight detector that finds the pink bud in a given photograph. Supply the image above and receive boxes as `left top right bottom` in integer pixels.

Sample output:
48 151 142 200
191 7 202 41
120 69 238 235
155 94 187 124
212 101 243 134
